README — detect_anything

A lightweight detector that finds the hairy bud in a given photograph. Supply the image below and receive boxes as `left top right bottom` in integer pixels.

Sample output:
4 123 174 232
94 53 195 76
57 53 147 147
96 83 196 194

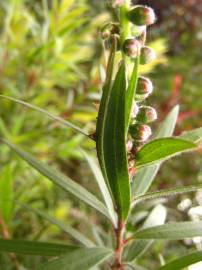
123 38 141 58
127 6 156 26
126 140 133 152
140 46 156 64
100 23 120 40
136 76 153 100
136 106 157 123
129 124 152 142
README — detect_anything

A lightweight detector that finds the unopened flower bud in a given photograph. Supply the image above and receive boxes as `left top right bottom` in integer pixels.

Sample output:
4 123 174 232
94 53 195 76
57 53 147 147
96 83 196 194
123 38 141 58
136 76 153 100
136 106 157 123
100 23 120 40
140 46 156 64
131 102 139 118
126 140 133 152
129 124 152 142
127 6 156 26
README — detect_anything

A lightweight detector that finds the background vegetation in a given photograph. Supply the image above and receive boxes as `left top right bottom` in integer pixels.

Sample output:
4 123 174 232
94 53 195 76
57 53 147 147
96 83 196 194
0 0 201 269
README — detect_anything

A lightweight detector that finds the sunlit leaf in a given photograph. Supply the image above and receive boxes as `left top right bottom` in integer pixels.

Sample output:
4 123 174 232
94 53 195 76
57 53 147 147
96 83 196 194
136 138 196 169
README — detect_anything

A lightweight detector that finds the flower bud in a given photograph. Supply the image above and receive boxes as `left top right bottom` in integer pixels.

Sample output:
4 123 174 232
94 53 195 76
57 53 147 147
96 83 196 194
127 6 156 26
136 106 157 123
100 23 120 40
126 140 133 152
131 102 139 118
136 76 153 100
129 124 152 142
123 38 141 58
140 46 156 64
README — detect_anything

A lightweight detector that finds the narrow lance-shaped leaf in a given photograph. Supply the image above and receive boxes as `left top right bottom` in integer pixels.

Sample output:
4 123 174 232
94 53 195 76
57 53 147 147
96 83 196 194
96 39 116 200
22 205 95 247
134 221 202 240
38 247 113 270
1 139 111 222
156 251 202 270
132 105 179 197
97 62 131 220
82 150 117 226
180 127 202 144
136 137 197 169
0 165 13 223
0 238 79 256
0 95 90 138
134 183 202 204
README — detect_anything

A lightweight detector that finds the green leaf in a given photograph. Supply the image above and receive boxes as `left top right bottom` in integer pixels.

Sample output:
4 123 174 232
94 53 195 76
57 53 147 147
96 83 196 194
0 95 90 138
132 106 179 197
0 238 79 256
125 57 139 131
134 183 202 204
82 150 117 226
180 127 202 144
1 139 111 222
0 165 13 223
97 63 131 220
156 251 202 270
134 221 202 240
136 138 196 169
38 247 112 270
24 205 95 247
126 205 166 261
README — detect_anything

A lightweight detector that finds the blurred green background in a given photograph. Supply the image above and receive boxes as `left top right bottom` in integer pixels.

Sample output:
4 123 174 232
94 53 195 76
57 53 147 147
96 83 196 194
0 0 202 269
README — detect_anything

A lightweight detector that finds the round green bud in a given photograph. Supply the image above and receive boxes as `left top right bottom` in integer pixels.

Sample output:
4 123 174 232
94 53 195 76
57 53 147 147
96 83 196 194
140 46 156 64
136 76 153 100
123 38 141 58
127 5 156 26
136 106 157 123
129 124 152 142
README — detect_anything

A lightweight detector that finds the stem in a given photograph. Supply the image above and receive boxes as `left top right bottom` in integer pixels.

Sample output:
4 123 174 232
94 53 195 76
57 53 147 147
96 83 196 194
111 218 125 270
120 0 131 66
120 0 131 44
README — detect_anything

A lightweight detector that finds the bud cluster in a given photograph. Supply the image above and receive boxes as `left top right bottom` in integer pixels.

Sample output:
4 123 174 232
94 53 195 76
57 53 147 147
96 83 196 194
122 5 157 179
99 4 157 180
